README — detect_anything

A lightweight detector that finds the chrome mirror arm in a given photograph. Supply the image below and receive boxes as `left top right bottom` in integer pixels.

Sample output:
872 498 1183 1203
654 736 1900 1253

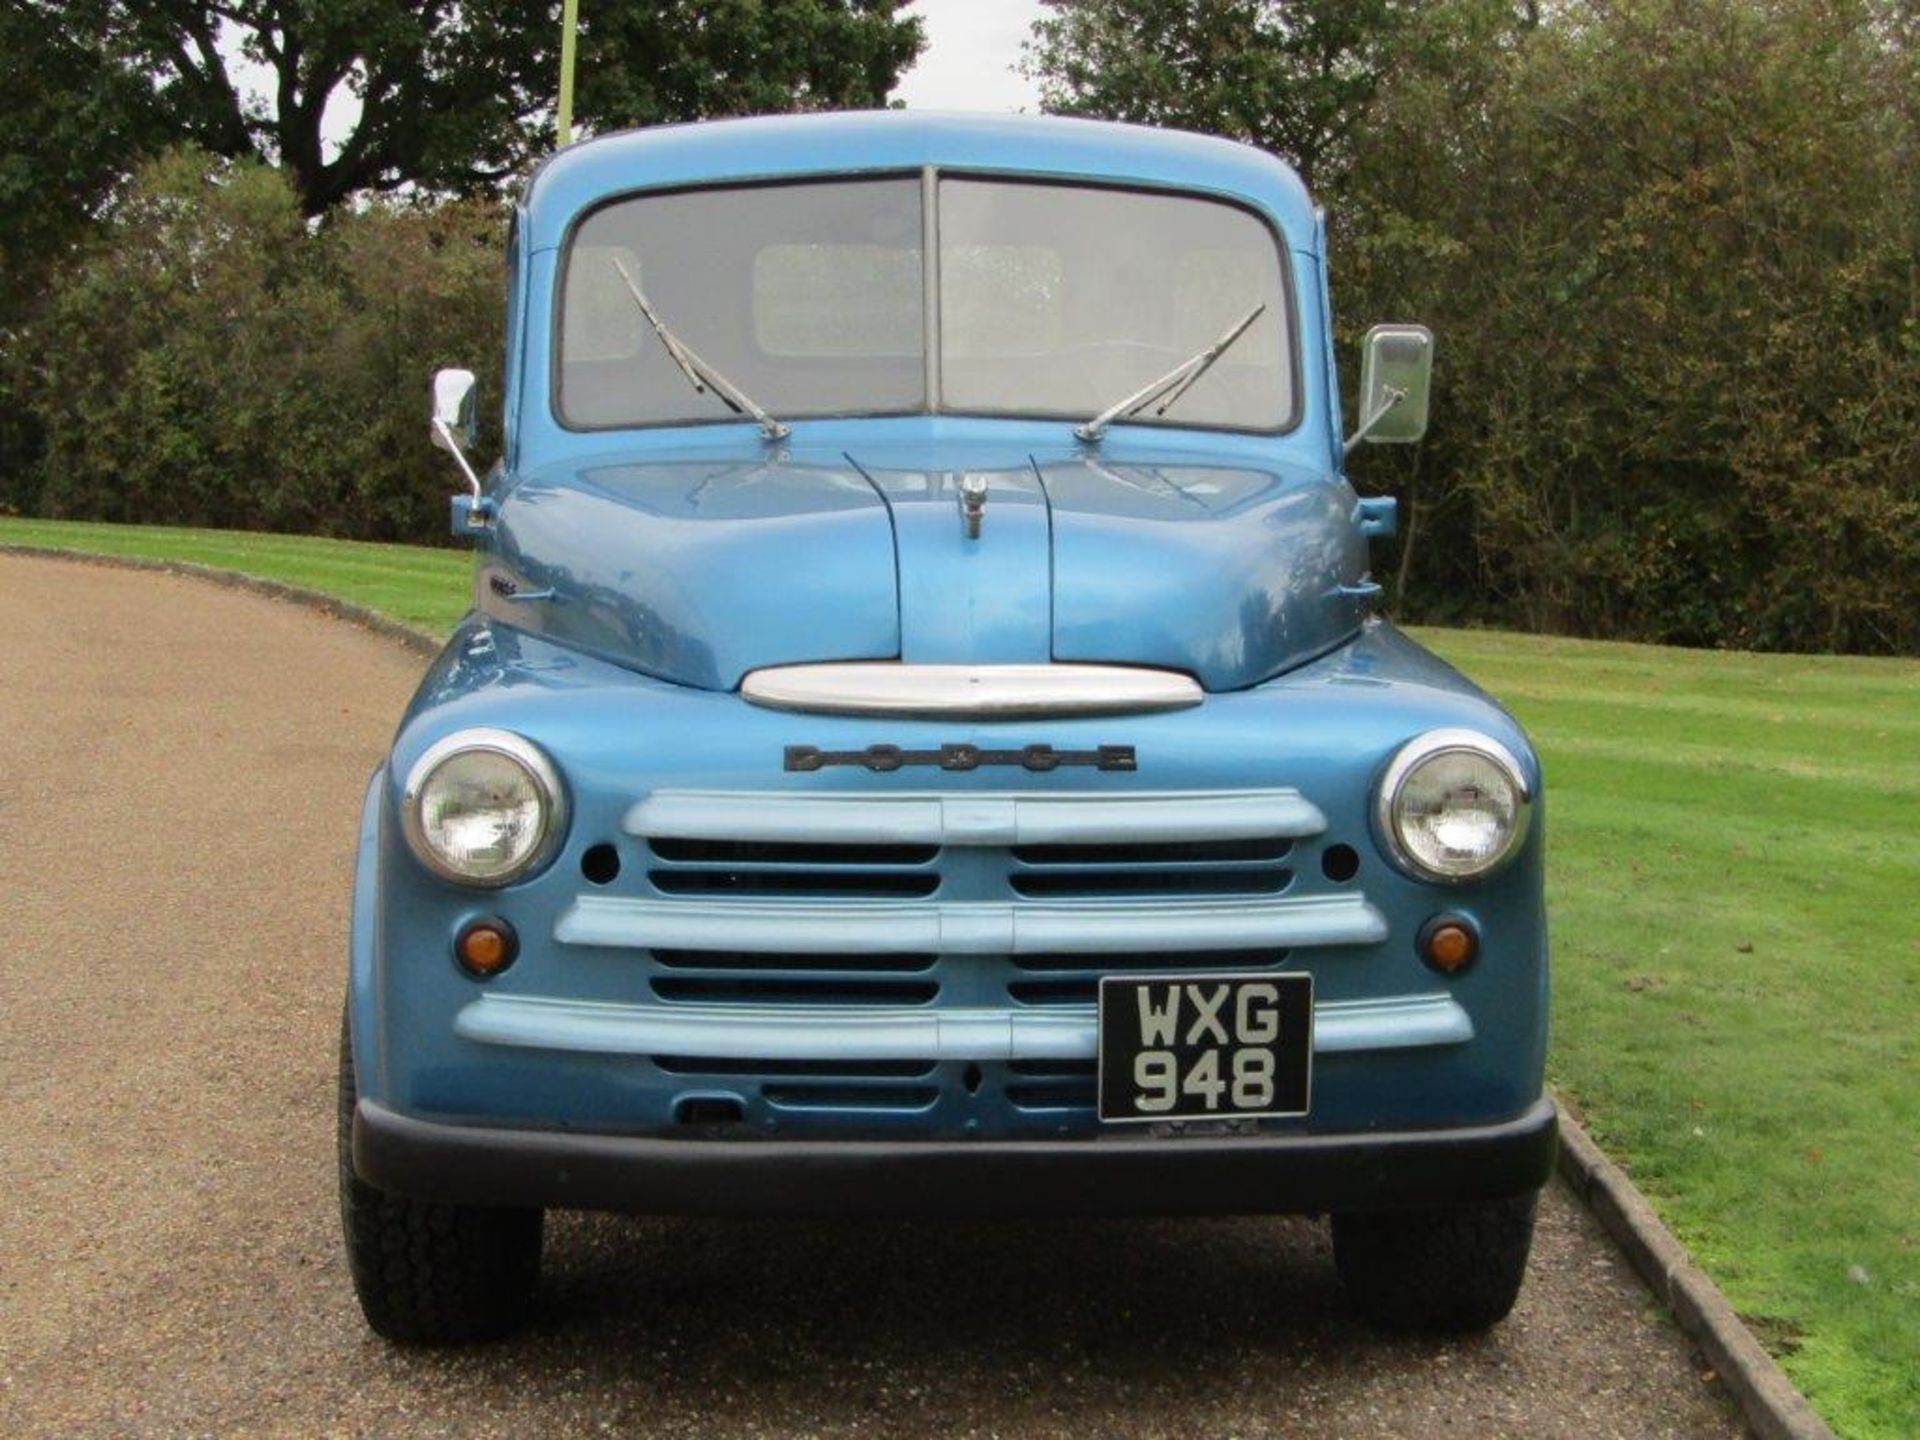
433 417 486 504
1342 385 1406 458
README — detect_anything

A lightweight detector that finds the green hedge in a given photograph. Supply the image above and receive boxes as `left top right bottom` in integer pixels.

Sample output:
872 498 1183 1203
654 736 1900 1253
1333 0 1920 656
8 152 503 544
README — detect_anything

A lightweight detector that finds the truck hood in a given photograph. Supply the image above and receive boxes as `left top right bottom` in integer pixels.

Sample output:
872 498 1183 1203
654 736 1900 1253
480 451 1371 693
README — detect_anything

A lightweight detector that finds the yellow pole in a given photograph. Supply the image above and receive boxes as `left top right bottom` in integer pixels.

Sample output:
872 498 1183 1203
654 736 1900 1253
557 0 580 147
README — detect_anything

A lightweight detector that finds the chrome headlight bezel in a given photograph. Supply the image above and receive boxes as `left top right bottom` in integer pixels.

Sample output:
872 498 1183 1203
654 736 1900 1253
400 728 568 888
1374 728 1533 885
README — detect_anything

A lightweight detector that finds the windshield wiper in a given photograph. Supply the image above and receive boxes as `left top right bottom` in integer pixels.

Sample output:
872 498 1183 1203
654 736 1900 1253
610 257 790 442
1073 302 1267 444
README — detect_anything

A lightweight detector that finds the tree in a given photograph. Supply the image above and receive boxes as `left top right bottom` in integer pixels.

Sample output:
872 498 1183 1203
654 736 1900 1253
24 1 924 216
0 7 171 499
1026 0 1920 655
1023 0 1414 189
21 148 509 537
0 7 162 303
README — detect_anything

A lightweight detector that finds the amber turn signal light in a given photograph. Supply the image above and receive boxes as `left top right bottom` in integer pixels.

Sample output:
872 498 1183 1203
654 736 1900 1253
1417 914 1480 975
454 918 518 978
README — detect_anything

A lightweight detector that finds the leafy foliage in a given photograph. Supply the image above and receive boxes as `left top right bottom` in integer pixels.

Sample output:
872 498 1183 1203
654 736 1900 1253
17 151 504 539
0 7 159 305
0 5 167 482
1031 0 1920 655
1026 0 1414 189
18 1 923 215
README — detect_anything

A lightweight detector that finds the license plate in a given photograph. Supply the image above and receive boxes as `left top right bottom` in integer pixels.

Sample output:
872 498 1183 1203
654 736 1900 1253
1097 973 1313 1123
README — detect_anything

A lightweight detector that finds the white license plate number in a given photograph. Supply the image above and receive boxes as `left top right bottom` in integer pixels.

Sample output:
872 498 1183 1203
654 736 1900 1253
1096 974 1313 1123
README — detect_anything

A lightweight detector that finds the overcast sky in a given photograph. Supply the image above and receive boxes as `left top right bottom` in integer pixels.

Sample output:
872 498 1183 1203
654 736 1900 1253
892 0 1046 112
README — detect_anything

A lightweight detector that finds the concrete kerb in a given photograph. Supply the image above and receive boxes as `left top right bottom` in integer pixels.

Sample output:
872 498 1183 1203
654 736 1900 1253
3 542 1837 1440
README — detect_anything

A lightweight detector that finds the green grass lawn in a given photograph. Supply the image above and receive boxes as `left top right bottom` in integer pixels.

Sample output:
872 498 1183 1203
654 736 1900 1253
0 516 472 633
6 517 1916 1437
1419 628 1920 1439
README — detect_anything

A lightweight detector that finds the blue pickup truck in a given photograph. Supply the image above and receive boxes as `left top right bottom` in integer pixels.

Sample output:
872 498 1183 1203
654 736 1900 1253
340 111 1555 1344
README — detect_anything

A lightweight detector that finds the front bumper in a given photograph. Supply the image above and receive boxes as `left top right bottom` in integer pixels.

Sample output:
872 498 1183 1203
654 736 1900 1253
353 1095 1557 1218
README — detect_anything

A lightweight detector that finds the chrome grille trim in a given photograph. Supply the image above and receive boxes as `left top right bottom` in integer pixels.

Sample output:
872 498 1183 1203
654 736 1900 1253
625 789 1328 847
554 892 1388 955
457 994 1094 1062
740 662 1203 717
454 991 1472 1062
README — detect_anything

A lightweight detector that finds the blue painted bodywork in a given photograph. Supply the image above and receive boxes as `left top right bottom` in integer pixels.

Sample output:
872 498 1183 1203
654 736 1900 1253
479 447 1369 689
350 112 1548 1178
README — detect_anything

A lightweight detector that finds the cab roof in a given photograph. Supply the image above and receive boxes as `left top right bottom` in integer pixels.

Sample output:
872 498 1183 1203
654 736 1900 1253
521 110 1318 254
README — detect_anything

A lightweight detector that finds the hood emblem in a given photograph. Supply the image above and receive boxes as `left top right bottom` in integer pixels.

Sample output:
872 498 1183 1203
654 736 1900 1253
958 474 988 539
786 742 1136 774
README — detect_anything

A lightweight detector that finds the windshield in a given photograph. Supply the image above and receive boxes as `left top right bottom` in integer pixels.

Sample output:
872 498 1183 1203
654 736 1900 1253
556 175 1294 433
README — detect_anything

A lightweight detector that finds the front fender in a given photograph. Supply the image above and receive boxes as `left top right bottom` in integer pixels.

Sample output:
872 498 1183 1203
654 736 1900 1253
346 766 386 1105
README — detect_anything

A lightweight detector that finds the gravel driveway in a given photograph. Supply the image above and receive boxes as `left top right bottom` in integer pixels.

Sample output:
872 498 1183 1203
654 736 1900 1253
0 554 1745 1439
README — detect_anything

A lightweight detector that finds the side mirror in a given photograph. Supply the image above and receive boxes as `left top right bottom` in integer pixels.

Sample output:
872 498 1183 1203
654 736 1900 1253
1345 324 1434 455
430 367 478 452
430 368 489 530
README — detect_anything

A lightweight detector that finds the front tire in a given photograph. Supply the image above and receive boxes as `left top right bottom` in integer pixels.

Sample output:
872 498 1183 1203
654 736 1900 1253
337 1014 543 1344
1332 1194 1538 1333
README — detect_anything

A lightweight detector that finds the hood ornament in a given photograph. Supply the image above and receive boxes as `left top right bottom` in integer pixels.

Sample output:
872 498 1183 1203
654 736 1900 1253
958 474 988 539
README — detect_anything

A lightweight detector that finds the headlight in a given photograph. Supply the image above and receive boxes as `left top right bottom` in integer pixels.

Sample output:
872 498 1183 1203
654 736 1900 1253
1374 729 1532 884
401 729 567 886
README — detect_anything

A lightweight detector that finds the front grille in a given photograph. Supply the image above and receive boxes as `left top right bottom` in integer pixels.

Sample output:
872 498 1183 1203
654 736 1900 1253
644 833 1296 903
652 949 935 973
1006 947 1290 1006
645 834 940 899
1004 1058 1098 1111
654 1057 937 1078
649 870 938 897
654 1056 946 1118
649 838 939 866
651 975 940 1005
1009 835 1292 899
649 950 940 1006
1011 837 1290 864
547 787 1386 1132
761 1082 941 1112
1009 867 1291 898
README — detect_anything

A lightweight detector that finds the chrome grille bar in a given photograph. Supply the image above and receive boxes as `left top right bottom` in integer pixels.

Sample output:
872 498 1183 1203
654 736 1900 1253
626 789 1328 847
554 892 1387 955
455 991 1472 1062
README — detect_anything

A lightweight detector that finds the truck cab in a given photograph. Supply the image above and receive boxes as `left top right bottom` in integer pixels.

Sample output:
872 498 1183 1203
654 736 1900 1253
340 111 1555 1344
